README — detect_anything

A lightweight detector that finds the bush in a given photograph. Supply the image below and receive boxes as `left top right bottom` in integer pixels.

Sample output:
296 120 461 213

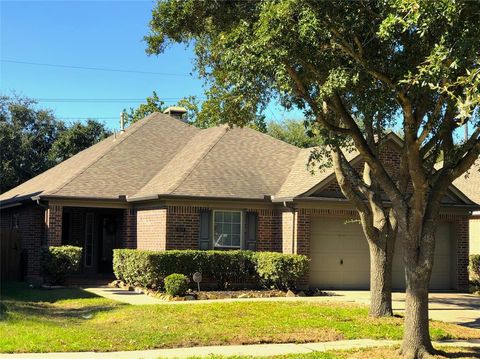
113 249 307 290
255 252 309 290
470 254 480 282
164 273 190 296
41 246 82 285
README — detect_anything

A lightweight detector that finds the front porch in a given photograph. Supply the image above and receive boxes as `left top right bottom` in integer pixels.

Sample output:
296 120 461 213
46 205 135 277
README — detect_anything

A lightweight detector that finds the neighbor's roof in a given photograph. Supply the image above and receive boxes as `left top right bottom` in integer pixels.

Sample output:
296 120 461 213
0 112 300 203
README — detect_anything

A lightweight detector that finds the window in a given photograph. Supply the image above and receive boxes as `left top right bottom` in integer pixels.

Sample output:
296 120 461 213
213 210 242 249
85 213 94 267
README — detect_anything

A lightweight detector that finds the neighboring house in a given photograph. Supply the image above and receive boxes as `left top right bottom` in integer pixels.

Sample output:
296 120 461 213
0 110 476 290
453 159 480 255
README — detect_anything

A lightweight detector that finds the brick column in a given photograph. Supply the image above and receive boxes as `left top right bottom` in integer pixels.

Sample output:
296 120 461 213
121 208 137 248
455 216 469 291
46 205 63 246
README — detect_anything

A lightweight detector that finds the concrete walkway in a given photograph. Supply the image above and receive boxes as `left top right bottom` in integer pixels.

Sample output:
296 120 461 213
83 286 480 328
3 339 480 359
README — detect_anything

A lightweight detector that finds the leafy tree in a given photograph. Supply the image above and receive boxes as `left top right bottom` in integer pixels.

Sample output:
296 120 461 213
145 1 480 357
267 119 318 148
49 119 111 163
0 96 64 192
125 91 165 125
0 96 112 193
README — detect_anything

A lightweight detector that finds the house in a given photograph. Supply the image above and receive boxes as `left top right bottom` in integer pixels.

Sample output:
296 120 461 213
0 110 476 290
453 160 480 255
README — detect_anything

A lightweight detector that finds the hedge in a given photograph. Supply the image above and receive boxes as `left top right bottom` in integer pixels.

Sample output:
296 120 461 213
164 273 190 296
470 254 480 282
113 249 308 290
42 245 83 285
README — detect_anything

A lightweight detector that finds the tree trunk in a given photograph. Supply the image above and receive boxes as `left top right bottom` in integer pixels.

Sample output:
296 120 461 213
368 238 394 317
399 225 437 359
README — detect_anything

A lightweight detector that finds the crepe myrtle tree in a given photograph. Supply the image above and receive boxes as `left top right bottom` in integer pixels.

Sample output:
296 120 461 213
145 1 480 358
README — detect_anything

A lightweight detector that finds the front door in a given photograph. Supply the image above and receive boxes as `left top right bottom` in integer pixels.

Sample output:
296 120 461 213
97 215 117 273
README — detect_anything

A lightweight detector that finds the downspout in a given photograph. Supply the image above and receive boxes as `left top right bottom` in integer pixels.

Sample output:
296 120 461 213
283 201 297 254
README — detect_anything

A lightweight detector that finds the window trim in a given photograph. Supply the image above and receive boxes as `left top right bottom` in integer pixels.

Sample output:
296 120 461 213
212 209 244 249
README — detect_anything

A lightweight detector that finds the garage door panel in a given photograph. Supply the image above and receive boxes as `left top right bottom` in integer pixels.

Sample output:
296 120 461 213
309 218 454 290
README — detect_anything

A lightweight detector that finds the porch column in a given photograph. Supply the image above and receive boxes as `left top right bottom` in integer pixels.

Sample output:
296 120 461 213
46 205 63 246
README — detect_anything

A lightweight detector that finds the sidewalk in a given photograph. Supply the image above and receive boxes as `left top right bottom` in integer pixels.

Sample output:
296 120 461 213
3 339 480 359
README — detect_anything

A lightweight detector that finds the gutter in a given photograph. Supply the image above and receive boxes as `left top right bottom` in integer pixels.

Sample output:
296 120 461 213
127 193 270 203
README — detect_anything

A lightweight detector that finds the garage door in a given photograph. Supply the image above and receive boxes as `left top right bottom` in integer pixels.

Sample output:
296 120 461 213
309 218 455 290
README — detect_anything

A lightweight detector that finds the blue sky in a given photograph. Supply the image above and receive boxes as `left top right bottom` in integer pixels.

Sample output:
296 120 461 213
1 1 299 130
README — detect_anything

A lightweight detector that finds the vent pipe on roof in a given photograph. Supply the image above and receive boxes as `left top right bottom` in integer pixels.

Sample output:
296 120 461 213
163 106 188 122
120 111 126 133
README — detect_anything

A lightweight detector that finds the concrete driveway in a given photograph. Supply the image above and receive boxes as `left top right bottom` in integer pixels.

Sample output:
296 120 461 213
328 291 480 328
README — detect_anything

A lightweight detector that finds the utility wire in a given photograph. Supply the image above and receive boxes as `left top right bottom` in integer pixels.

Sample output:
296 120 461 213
1 59 191 77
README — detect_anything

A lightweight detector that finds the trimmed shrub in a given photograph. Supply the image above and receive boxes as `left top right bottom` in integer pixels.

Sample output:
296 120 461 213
113 249 256 289
164 273 190 296
470 254 480 282
41 246 82 285
113 249 307 290
255 252 309 290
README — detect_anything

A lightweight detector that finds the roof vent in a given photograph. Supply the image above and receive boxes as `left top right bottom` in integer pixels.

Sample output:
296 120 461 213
163 106 187 121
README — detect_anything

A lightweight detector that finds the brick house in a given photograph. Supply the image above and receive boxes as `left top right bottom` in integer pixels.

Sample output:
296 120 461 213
0 111 477 290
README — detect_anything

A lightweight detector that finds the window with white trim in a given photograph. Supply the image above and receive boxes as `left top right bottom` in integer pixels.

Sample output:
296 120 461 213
213 210 242 249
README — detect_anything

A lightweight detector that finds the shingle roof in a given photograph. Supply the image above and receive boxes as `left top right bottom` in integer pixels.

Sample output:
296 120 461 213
453 158 480 205
1 112 477 206
0 113 300 203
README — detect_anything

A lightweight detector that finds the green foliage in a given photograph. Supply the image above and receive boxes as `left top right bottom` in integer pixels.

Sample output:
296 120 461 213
41 246 82 285
113 249 306 290
255 252 309 290
164 273 190 296
126 91 165 125
267 119 319 148
0 95 111 193
49 119 111 163
470 254 480 282
0 96 64 192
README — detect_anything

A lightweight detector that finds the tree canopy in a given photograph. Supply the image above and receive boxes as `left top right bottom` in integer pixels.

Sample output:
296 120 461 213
0 96 111 193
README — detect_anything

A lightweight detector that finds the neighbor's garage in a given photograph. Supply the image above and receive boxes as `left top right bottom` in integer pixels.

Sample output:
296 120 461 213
309 218 457 290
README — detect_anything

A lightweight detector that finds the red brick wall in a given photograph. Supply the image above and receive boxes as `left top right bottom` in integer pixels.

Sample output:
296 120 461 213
165 206 201 250
136 207 167 250
250 208 282 252
46 205 63 246
120 208 137 249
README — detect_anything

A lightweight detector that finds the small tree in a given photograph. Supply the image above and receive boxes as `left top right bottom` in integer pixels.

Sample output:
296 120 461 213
145 1 480 357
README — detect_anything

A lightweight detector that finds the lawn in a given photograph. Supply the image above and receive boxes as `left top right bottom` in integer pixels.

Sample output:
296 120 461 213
1 282 478 353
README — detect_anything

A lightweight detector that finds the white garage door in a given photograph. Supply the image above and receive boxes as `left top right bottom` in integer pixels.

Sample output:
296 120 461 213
309 218 455 290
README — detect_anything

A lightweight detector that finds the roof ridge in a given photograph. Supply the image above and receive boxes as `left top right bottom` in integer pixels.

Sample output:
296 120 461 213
48 114 155 196
169 126 229 194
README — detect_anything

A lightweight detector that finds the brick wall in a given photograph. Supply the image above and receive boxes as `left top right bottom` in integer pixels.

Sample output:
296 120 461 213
136 207 167 250
0 204 46 281
453 215 469 291
165 206 201 250
281 210 295 254
46 205 63 246
250 208 282 252
120 208 137 249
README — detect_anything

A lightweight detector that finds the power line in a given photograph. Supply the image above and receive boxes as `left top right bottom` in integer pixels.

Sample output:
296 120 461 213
35 98 200 103
1 59 192 77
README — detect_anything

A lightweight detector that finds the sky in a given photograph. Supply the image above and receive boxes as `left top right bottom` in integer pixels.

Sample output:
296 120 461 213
1 0 300 130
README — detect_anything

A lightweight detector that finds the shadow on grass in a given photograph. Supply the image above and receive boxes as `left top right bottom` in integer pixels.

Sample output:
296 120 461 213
437 348 480 358
1 281 120 321
1 281 99 303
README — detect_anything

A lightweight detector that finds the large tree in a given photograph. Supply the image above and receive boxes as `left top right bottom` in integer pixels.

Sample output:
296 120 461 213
49 119 111 163
145 1 480 358
0 96 111 193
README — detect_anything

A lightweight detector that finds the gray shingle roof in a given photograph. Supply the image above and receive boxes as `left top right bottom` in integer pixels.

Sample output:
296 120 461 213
453 159 480 205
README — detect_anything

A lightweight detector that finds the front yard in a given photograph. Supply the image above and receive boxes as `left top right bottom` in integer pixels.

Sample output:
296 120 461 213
0 282 478 353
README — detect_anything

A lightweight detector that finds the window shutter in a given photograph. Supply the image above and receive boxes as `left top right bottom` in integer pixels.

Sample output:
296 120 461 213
199 210 212 250
245 211 258 251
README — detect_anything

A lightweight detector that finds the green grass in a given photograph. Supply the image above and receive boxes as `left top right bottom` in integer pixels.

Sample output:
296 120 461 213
0 282 477 353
